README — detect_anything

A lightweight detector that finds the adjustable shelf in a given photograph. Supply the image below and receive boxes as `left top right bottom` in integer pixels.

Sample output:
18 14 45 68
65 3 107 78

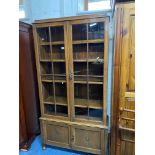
74 98 103 109
72 39 104 44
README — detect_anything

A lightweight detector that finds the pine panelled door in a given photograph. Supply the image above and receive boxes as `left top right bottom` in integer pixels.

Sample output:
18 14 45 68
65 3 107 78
111 3 135 155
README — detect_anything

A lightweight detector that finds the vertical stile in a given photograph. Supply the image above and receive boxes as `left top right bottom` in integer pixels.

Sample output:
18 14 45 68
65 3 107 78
86 23 90 119
103 19 108 126
64 22 70 119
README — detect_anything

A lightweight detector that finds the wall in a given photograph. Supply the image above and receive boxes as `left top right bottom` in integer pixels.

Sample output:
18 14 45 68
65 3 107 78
20 0 79 23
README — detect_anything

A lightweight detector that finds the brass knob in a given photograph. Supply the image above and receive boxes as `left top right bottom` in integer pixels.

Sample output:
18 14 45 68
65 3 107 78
69 72 73 80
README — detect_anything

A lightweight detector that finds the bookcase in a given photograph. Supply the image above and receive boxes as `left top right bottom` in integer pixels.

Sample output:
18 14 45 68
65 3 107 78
33 14 109 155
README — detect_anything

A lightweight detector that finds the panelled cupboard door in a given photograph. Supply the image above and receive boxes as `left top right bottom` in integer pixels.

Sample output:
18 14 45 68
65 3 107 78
33 22 70 120
71 125 106 155
42 120 70 148
68 18 109 126
112 3 135 155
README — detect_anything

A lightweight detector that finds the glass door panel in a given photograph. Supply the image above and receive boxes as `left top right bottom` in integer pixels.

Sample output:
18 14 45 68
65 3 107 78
72 24 87 41
42 82 54 104
74 62 87 82
73 44 87 61
40 62 53 80
55 83 68 117
52 44 65 60
55 83 67 105
37 24 68 118
39 45 51 61
72 21 104 122
53 62 66 81
50 26 64 42
88 43 104 60
88 22 104 40
37 27 49 43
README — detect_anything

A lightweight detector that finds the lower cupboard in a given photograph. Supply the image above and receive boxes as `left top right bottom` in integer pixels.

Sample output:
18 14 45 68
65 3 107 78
40 119 108 155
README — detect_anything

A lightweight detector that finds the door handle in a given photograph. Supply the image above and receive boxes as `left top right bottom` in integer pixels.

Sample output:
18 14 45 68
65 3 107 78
69 72 73 80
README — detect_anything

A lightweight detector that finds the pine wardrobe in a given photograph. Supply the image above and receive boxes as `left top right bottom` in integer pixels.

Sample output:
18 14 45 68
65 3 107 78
33 14 109 155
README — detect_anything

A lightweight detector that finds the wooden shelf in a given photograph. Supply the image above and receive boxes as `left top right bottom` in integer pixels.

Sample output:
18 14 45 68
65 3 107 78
52 41 64 45
73 59 87 62
73 39 104 44
52 59 65 62
42 79 66 83
44 96 67 106
40 59 65 62
40 41 64 45
73 59 104 62
75 98 103 109
74 81 103 85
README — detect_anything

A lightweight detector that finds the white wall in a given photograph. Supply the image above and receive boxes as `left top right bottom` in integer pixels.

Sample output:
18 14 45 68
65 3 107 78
21 0 79 23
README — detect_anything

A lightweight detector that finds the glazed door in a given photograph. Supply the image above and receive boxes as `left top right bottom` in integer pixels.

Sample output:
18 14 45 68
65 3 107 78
34 22 70 120
112 3 135 155
67 18 109 126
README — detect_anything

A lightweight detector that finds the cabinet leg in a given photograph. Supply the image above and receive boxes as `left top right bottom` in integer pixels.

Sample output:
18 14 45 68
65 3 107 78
42 144 46 150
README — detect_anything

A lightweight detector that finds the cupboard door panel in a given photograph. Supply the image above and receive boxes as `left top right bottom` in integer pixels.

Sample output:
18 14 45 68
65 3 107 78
71 125 105 154
45 121 70 147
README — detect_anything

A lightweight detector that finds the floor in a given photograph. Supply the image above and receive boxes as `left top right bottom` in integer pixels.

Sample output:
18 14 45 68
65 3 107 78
19 135 93 155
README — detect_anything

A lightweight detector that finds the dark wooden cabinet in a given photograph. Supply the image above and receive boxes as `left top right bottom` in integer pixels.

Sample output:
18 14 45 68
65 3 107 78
33 14 109 154
19 21 40 150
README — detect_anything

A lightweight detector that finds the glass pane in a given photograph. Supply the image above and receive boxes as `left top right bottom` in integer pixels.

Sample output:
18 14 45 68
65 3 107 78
37 27 49 42
44 104 55 115
56 105 68 116
55 83 67 105
75 107 88 118
40 45 51 60
74 62 87 81
42 82 54 103
50 26 64 42
88 22 104 40
53 62 66 80
89 84 103 101
52 44 65 60
88 43 104 60
40 62 53 80
73 44 87 60
74 83 87 101
89 109 103 121
72 24 87 40
88 62 103 82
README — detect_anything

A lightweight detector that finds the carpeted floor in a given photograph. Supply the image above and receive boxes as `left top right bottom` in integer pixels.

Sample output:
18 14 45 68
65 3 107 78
19 135 93 155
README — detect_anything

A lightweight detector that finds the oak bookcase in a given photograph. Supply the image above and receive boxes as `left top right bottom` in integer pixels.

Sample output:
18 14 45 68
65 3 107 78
33 14 109 155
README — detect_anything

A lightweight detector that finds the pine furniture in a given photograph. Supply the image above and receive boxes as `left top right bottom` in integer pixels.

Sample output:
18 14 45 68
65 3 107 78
33 14 109 155
111 3 135 155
